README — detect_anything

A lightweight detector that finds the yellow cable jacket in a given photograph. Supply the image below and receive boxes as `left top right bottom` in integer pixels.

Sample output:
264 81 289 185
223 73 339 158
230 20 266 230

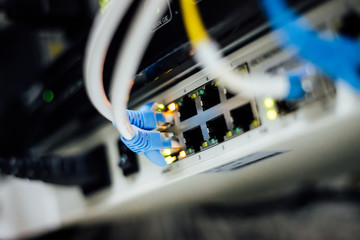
179 0 210 46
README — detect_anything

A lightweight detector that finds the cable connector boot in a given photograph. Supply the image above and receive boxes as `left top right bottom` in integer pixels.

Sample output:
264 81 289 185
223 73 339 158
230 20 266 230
286 72 306 100
126 110 173 130
121 126 172 166
127 110 157 130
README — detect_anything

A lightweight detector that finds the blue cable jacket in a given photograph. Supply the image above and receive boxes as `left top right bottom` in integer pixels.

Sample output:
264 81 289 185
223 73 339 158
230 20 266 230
262 0 360 90
127 110 157 130
121 126 170 166
117 107 172 166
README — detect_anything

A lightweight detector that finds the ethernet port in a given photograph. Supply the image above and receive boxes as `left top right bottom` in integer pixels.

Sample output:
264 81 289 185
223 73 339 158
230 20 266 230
178 95 197 121
183 126 204 152
200 83 221 111
225 88 235 99
225 63 248 100
230 103 255 132
206 115 228 143
276 100 299 115
338 12 360 38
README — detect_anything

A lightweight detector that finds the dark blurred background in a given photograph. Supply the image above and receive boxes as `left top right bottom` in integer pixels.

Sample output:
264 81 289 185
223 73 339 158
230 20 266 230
31 175 360 240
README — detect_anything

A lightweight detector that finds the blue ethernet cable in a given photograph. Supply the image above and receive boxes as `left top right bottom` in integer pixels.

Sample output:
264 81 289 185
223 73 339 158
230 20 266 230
121 125 171 167
127 109 166 130
262 0 360 90
286 70 307 99
114 106 172 167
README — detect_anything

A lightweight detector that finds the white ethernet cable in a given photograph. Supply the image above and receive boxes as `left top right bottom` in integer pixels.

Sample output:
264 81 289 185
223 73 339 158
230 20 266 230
85 0 299 141
83 0 302 165
84 0 132 122
84 0 169 140
110 0 169 140
194 41 290 99
180 0 298 99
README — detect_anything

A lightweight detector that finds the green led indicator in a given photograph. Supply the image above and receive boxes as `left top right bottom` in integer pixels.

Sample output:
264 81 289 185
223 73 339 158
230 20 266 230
177 101 183 107
234 127 242 134
198 89 205 95
187 148 194 154
42 90 54 103
209 139 216 144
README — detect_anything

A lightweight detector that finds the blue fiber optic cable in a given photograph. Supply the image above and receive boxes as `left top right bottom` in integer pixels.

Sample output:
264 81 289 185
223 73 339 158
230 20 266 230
262 0 360 90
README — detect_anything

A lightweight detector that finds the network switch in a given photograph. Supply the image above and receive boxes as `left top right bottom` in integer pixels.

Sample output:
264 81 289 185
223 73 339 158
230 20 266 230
2 1 360 238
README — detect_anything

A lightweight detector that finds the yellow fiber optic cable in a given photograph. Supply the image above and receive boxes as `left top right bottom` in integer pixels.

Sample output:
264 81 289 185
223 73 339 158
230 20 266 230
179 0 210 46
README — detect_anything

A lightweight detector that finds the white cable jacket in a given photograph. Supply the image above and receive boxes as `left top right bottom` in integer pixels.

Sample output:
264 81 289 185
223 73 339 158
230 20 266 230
194 41 289 99
85 0 287 140
110 0 169 140
84 0 132 121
